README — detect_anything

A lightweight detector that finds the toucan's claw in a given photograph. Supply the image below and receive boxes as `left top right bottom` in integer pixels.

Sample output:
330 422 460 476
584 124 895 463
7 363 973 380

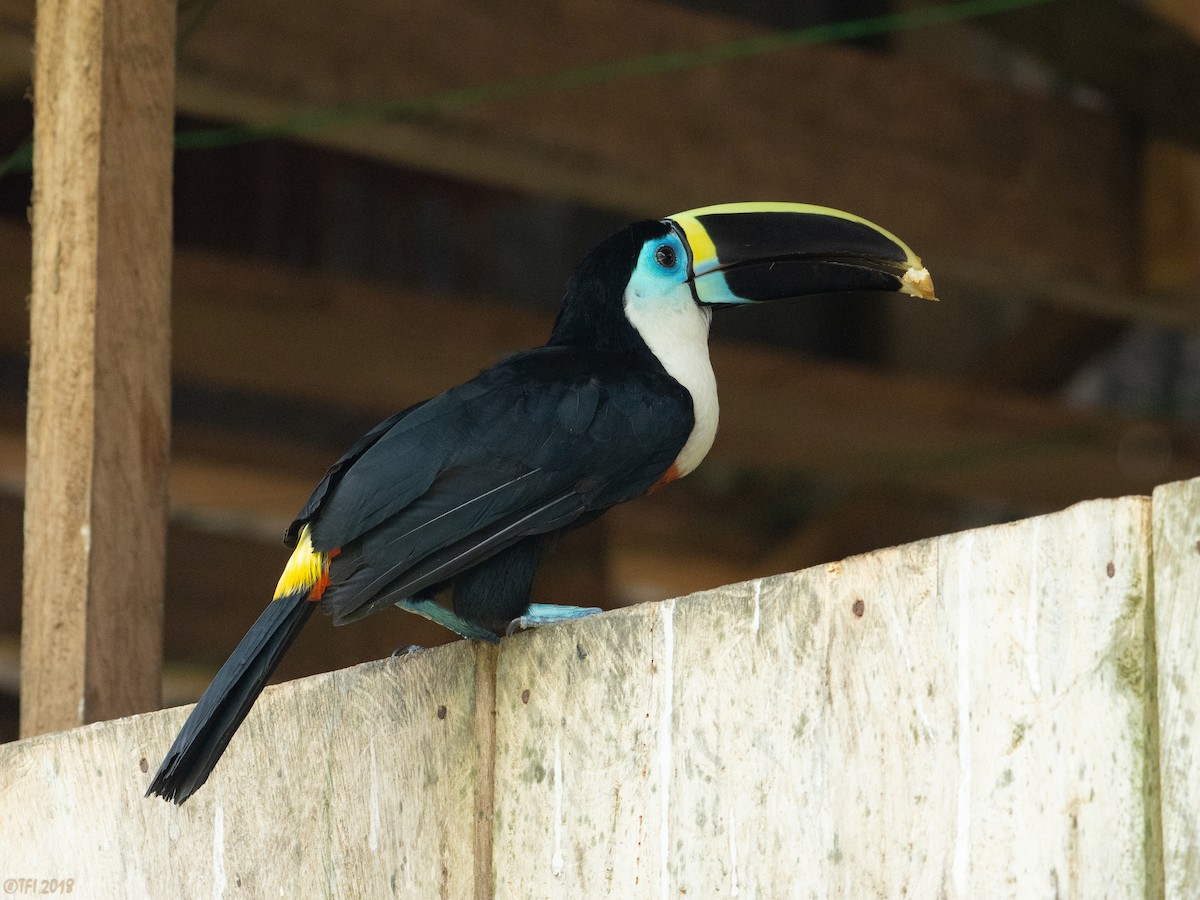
390 644 426 657
507 603 604 636
395 598 502 644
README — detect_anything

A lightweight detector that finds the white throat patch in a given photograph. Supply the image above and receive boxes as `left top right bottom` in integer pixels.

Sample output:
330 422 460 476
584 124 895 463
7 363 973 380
623 285 719 478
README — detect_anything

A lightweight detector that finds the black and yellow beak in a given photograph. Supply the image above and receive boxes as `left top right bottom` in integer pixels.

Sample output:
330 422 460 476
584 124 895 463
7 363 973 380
664 202 936 307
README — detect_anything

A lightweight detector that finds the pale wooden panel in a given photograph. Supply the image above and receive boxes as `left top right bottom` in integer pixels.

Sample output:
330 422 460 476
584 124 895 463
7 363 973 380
937 499 1157 897
0 494 1167 895
1 641 484 897
494 496 1155 896
492 605 670 896
1151 479 1200 895
21 0 174 736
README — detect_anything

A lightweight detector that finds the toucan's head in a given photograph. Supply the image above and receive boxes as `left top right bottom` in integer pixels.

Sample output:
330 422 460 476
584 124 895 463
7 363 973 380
550 201 935 352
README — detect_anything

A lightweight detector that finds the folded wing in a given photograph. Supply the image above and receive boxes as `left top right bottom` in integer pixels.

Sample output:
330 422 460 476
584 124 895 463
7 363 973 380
288 347 694 625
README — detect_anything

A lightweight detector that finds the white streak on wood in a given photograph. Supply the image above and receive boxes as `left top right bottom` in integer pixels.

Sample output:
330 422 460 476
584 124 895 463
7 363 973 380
212 802 226 899
954 535 973 896
751 579 761 635
1024 520 1043 696
368 738 379 853
879 578 933 739
1152 480 1200 894
659 599 675 900
728 807 739 897
552 732 564 877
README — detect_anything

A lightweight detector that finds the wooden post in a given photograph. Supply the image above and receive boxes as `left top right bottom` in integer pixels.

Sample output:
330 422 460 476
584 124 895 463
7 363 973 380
20 0 175 735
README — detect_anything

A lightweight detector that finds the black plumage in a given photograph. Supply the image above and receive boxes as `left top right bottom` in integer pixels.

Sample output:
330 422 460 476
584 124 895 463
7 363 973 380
294 221 692 631
309 347 692 631
147 206 932 804
148 221 692 804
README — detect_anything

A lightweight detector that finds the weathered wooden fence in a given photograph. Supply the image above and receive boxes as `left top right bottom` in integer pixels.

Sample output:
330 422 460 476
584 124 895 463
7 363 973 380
3 478 1198 898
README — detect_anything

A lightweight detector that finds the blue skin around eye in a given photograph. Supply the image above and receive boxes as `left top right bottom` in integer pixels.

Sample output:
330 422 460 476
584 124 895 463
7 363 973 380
635 234 688 286
636 233 744 305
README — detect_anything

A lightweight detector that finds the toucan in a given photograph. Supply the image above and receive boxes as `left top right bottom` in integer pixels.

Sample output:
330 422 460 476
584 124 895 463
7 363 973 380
147 201 935 804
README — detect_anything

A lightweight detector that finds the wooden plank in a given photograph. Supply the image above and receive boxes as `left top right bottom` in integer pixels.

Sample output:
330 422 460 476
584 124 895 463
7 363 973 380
1151 479 1200 895
21 0 174 736
0 225 1197 512
0 642 486 897
2 494 1165 894
494 495 1156 895
1144 9 1200 888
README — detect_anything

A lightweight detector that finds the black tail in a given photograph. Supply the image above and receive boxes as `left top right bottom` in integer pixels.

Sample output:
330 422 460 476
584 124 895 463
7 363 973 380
146 594 316 804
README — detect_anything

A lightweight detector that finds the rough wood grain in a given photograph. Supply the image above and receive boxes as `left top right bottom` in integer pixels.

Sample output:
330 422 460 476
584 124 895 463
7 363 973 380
21 0 174 735
494 495 1156 897
1151 479 1200 896
0 641 484 897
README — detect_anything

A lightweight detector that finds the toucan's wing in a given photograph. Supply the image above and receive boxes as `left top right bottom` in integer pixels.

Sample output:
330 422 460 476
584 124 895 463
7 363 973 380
283 399 429 547
298 347 694 624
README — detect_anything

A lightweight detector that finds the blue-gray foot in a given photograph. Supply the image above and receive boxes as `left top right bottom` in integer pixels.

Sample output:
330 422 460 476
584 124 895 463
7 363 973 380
506 603 603 636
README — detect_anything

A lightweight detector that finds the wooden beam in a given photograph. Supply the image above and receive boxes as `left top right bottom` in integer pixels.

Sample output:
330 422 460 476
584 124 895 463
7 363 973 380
176 0 1138 295
966 308 1125 394
980 0 1200 152
21 0 174 735
13 1 1200 329
98 247 1200 507
974 0 1200 323
1143 140 1200 294
1140 0 1200 297
0 0 1141 293
0 224 1196 510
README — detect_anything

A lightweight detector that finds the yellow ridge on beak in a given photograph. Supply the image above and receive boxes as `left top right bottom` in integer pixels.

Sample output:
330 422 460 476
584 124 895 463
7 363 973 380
666 201 937 305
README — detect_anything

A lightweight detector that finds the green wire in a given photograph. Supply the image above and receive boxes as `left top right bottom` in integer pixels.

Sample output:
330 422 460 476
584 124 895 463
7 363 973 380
0 0 221 178
0 0 1053 174
175 0 1053 151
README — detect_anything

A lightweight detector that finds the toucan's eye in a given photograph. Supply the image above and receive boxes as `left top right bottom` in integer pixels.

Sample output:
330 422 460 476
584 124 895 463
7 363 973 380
654 243 677 269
